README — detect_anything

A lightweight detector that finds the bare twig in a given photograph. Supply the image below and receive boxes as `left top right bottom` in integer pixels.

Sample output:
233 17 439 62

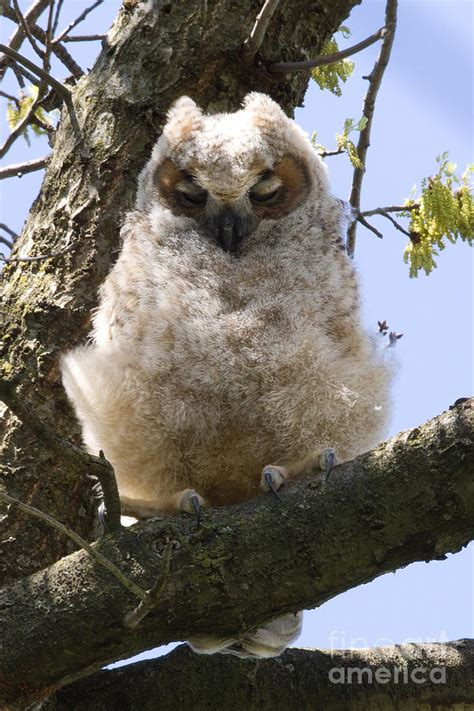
1 244 72 264
0 374 121 529
0 0 51 80
2 4 84 78
0 155 50 180
0 44 86 155
378 211 412 237
0 376 115 490
244 0 281 57
357 215 384 239
0 43 71 105
0 89 20 104
53 0 104 44
12 0 45 61
0 223 19 241
358 203 419 239
346 0 398 257
268 26 386 73
0 492 148 603
318 148 345 159
52 0 65 37
360 203 419 217
11 60 40 87
124 542 174 629
62 34 105 43
43 0 56 74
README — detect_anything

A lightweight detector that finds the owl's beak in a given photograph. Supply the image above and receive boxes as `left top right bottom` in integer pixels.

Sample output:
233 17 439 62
212 207 256 254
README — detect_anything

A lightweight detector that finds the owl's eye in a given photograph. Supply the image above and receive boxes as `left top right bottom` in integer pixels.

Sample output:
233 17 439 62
175 176 208 207
249 174 283 204
177 189 208 206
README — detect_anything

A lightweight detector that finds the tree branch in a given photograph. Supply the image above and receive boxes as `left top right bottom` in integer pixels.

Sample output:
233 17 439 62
0 155 50 180
0 492 147 603
11 0 46 62
346 0 398 257
43 641 474 710
357 214 384 239
243 0 281 57
62 34 105 43
0 44 85 154
52 0 104 44
268 26 386 73
0 0 51 80
361 203 419 217
1 399 472 706
0 377 122 531
2 2 84 78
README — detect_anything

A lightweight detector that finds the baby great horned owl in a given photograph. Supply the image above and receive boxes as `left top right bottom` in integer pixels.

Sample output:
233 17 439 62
61 93 392 657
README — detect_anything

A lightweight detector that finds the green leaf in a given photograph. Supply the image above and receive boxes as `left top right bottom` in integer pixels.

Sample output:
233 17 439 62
403 157 474 277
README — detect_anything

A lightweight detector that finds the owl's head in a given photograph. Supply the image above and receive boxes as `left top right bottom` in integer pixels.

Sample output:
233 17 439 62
137 93 329 255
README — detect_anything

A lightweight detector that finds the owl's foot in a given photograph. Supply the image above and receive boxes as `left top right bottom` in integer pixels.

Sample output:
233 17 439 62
261 448 338 499
260 465 288 501
176 488 207 529
318 447 337 481
188 611 303 659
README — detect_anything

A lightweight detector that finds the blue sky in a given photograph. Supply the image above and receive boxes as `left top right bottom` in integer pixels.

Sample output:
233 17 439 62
1 0 472 661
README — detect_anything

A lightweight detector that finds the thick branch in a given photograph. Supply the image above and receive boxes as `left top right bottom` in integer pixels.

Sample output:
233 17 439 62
44 641 474 711
1 400 472 707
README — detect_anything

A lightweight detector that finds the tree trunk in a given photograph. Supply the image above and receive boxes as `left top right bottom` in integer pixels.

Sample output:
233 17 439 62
0 0 360 585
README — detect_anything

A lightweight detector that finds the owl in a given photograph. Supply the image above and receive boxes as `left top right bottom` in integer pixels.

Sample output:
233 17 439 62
61 93 393 658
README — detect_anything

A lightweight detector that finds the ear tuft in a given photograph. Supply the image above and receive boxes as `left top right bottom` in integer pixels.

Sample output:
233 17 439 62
164 95 203 144
167 96 202 122
242 92 286 119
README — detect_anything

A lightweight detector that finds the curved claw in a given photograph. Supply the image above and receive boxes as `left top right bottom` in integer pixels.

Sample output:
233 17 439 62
324 449 336 482
264 469 283 502
98 501 107 528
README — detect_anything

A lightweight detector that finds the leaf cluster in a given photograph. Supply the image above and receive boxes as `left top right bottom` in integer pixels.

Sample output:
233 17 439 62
403 154 474 277
311 115 367 170
6 85 55 146
311 26 354 96
335 116 367 169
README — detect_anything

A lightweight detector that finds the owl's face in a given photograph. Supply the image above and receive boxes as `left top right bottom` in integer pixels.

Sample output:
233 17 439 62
138 93 329 255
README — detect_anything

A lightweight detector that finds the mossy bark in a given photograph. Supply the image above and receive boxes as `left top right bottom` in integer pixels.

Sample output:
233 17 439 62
0 0 360 584
0 400 472 707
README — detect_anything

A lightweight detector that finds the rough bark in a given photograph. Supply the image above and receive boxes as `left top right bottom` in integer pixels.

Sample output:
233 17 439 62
0 0 360 585
43 641 474 711
0 399 472 707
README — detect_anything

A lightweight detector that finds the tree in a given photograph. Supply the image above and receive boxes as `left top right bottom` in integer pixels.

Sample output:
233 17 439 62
0 0 472 708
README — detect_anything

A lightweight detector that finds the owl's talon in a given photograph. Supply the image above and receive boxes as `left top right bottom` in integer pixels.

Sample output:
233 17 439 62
177 489 206 529
261 466 288 501
263 469 283 502
98 501 107 528
319 448 337 482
